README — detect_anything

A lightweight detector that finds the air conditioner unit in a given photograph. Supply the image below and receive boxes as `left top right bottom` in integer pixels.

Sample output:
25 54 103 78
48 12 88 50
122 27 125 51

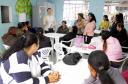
116 6 128 12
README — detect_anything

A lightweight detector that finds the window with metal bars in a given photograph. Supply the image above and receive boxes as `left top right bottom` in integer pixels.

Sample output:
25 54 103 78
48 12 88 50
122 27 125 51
63 0 88 26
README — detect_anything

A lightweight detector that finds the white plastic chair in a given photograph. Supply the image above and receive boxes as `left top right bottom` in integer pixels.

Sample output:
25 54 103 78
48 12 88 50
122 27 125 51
119 54 128 72
61 39 74 47
54 43 71 62
122 46 128 56
38 47 53 62
114 53 128 72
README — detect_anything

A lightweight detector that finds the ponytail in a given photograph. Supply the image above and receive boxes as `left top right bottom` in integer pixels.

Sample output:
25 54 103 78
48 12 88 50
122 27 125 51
101 30 111 52
2 33 38 61
88 50 115 84
103 40 107 52
98 70 115 84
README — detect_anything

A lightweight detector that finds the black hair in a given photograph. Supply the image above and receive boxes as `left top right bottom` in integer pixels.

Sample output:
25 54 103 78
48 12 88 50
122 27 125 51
17 22 22 28
101 30 111 52
116 13 124 24
36 27 45 40
88 12 96 22
78 13 84 19
25 21 29 25
2 33 39 61
72 26 78 35
62 20 67 24
88 50 115 84
18 22 26 29
103 15 109 21
117 23 124 29
63 52 82 65
47 8 51 12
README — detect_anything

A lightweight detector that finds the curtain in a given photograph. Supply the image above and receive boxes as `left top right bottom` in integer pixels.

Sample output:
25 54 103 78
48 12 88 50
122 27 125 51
16 0 32 18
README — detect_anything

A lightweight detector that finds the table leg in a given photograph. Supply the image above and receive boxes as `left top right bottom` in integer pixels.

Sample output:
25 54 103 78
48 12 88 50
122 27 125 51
49 38 54 62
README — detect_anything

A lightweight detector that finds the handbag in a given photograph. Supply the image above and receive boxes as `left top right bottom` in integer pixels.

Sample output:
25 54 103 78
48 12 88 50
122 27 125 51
74 35 84 47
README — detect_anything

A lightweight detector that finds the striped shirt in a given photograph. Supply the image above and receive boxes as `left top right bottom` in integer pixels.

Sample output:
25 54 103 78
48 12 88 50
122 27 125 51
0 50 51 84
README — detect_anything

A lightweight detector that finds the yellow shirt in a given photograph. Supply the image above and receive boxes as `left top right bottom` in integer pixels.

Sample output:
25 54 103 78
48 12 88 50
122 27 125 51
99 20 110 30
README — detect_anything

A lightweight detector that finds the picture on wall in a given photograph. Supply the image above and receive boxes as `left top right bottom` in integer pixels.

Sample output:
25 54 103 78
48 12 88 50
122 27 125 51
1 6 10 23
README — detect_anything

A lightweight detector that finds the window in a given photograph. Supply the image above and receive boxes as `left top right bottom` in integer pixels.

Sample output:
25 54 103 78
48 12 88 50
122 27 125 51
104 2 128 24
63 0 88 26
1 6 10 23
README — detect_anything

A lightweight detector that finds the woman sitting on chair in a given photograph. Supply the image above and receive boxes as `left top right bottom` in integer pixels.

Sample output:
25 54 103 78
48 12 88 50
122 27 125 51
99 30 123 68
83 12 96 44
59 26 78 54
2 26 17 46
57 20 69 34
36 28 51 49
84 50 127 84
115 23 128 52
0 33 60 84
59 26 78 42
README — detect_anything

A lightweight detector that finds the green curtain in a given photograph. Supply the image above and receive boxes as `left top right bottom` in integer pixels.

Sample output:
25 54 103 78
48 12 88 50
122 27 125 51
16 0 32 18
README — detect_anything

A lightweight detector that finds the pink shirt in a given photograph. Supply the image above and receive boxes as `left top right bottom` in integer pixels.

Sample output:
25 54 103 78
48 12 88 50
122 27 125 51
84 21 96 36
99 36 122 62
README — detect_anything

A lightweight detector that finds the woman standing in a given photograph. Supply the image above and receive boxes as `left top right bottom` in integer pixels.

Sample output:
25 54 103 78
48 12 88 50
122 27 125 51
74 13 86 35
84 12 96 44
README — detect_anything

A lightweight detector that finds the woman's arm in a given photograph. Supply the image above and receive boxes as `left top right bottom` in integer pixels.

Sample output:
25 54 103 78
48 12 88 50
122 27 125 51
9 62 49 84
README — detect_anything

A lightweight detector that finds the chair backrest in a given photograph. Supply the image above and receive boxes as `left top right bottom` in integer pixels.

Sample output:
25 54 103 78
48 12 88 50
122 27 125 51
119 55 128 72
121 57 128 72
38 47 52 61
54 43 71 61
61 38 74 47
122 46 128 53
54 43 64 61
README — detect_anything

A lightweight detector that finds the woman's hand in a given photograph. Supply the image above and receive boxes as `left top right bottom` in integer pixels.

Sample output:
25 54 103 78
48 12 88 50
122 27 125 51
48 71 60 83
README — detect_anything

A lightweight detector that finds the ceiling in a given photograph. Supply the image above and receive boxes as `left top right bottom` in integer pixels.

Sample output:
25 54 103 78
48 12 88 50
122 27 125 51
65 0 128 6
84 0 128 3
105 0 128 7
105 0 128 5
105 0 128 3
84 0 128 6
